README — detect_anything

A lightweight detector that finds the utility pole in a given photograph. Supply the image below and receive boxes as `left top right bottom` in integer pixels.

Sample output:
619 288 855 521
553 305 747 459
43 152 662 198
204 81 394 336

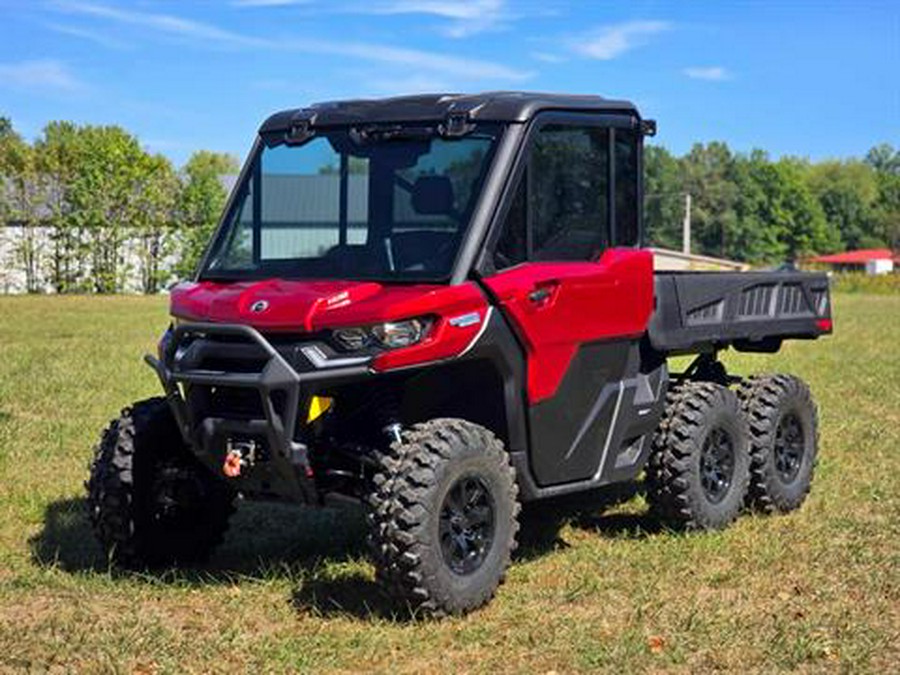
682 193 692 255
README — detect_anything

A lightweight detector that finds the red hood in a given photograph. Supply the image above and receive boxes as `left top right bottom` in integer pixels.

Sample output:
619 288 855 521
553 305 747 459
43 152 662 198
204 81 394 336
170 278 483 332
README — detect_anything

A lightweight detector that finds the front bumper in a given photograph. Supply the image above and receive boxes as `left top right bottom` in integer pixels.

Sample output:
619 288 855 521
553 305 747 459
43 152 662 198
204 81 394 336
145 322 371 501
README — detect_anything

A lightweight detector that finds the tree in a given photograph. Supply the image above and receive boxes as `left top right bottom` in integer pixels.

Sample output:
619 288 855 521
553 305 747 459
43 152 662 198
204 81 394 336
1 118 49 292
807 160 880 250
765 158 840 259
643 145 685 250
680 142 741 259
175 151 239 279
35 121 86 293
133 153 179 293
865 143 900 176
730 150 789 263
64 125 148 293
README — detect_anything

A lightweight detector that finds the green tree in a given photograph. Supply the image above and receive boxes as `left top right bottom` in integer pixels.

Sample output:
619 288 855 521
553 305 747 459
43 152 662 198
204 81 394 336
680 142 742 259
865 143 900 176
63 125 147 293
1 119 49 292
175 150 239 279
765 158 840 259
863 144 900 250
729 150 789 263
807 160 879 250
643 145 685 250
35 121 86 292
133 153 179 293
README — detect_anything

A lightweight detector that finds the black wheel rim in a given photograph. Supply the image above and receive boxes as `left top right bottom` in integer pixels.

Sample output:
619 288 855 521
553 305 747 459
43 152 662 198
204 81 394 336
439 475 495 576
774 412 805 484
700 427 735 504
149 464 204 528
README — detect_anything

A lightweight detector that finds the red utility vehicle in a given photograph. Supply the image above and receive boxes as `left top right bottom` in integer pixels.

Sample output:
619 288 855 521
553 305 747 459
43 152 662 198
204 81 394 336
88 93 832 615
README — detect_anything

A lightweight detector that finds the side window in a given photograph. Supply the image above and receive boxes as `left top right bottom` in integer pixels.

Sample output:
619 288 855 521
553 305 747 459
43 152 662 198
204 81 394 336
218 182 254 268
614 128 639 246
530 125 609 262
493 174 526 269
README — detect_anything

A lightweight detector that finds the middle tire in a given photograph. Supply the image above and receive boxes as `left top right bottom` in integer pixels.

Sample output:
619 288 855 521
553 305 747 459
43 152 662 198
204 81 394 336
366 418 520 616
646 381 750 530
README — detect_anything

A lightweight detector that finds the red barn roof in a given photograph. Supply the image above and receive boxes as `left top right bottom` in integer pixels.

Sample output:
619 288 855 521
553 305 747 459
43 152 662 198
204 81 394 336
810 249 897 264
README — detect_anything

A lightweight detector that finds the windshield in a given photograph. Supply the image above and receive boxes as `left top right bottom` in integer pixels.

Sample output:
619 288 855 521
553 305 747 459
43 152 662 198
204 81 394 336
201 124 502 282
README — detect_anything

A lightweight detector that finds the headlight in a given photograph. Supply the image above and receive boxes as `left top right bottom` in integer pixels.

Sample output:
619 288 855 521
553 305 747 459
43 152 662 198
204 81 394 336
332 326 371 351
333 317 433 351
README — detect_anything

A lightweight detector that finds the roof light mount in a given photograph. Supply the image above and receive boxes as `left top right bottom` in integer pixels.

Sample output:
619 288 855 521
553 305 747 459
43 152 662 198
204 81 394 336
439 111 476 138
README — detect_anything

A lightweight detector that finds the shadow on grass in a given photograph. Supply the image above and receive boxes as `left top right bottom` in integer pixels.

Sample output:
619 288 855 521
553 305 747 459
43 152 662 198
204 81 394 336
30 480 656 622
30 496 412 621
517 481 658 558
290 574 401 620
29 497 368 578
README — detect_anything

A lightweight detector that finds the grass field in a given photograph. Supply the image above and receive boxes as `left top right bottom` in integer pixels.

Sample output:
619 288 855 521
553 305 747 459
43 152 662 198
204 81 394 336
0 294 897 673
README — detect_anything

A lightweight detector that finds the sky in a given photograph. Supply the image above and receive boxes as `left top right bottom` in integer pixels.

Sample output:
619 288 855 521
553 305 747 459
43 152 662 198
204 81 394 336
0 0 897 167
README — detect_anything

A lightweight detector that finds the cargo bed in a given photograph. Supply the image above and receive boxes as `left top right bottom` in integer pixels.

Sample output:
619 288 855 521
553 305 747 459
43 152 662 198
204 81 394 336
648 271 832 355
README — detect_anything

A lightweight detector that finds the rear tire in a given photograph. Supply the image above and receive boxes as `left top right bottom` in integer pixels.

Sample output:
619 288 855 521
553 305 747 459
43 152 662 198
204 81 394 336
646 381 750 530
737 374 818 513
87 397 235 567
366 419 520 616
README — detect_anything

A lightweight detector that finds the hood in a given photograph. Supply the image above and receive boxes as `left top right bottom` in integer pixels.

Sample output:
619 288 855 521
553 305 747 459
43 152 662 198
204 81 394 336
170 278 462 332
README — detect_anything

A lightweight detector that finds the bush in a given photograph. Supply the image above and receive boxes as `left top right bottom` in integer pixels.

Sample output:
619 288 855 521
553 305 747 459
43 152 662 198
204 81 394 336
831 271 900 294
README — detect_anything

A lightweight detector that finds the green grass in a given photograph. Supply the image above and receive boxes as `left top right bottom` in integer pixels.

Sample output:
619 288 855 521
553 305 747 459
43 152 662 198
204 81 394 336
0 294 898 673
830 272 900 295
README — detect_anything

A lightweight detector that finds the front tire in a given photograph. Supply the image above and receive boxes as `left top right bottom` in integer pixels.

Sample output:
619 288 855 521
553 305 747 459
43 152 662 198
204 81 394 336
646 381 750 530
366 419 520 616
87 397 235 567
737 374 818 513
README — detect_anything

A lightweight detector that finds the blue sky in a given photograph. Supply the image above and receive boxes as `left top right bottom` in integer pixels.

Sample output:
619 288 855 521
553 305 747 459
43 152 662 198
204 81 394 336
0 1 897 167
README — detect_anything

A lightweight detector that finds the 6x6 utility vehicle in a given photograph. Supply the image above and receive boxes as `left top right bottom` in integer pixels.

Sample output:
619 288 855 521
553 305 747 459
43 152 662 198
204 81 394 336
88 92 832 616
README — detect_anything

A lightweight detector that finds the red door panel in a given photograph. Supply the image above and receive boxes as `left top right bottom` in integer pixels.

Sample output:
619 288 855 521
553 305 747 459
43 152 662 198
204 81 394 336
483 248 654 403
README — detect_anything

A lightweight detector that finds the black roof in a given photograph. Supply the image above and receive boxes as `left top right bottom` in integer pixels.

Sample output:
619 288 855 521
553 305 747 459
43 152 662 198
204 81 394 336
259 91 638 133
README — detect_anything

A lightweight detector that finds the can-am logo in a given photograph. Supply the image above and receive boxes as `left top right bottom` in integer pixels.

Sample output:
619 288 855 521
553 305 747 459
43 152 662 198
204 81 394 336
249 300 269 313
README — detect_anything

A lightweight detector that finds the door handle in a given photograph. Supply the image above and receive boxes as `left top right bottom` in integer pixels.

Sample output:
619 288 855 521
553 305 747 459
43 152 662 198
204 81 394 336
528 287 552 303
528 283 558 304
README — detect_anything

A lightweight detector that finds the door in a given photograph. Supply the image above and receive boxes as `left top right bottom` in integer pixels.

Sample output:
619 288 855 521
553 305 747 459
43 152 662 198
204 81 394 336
481 116 654 486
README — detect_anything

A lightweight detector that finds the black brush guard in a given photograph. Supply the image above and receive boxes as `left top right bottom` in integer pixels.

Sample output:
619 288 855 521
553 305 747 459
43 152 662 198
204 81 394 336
145 322 370 502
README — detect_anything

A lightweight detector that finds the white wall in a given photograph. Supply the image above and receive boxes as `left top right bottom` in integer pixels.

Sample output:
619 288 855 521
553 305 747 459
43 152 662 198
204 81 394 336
0 226 180 293
865 258 894 275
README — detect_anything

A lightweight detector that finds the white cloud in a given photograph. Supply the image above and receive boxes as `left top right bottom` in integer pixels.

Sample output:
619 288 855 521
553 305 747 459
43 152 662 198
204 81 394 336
367 0 509 38
56 1 263 47
571 21 671 60
683 66 731 81
55 1 530 80
367 74 455 95
0 59 85 92
531 51 566 64
298 39 530 80
45 22 130 49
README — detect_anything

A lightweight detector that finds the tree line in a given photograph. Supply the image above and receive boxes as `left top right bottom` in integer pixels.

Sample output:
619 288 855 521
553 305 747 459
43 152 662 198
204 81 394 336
645 141 900 263
0 117 238 293
1 115 898 294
